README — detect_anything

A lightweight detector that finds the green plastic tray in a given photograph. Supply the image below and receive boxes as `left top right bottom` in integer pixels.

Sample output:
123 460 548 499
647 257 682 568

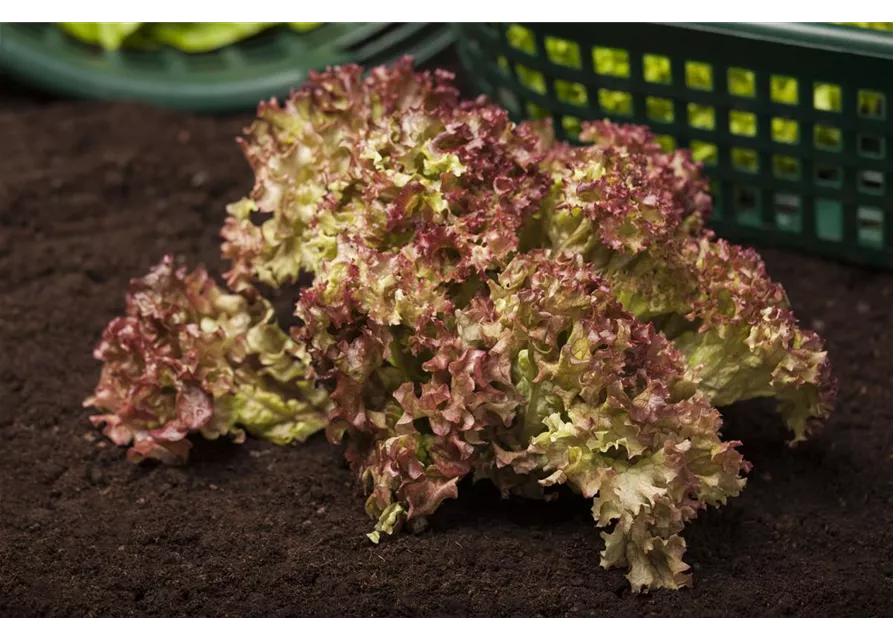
0 22 454 112
454 22 893 269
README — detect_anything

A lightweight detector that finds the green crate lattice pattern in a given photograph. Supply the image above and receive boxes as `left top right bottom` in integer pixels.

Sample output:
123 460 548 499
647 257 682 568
454 22 893 269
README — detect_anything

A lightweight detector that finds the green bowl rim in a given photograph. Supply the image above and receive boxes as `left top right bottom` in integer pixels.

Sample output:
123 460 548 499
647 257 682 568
0 22 455 112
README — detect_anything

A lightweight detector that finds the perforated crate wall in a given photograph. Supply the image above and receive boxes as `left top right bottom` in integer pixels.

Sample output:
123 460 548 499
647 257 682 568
454 22 893 269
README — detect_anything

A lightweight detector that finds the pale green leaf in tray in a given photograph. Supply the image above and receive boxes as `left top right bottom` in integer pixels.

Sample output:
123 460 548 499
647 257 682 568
57 22 144 51
145 23 278 53
56 23 325 53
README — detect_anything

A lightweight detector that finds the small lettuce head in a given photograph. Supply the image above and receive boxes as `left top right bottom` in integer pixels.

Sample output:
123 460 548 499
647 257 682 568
85 256 329 464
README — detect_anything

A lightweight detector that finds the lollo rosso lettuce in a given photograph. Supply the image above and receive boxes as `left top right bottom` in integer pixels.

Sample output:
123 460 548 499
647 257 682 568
85 256 329 464
293 245 748 591
87 57 835 591
224 58 834 447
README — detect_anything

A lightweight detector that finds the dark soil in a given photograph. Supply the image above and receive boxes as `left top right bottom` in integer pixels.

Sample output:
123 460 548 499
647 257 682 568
1 82 893 618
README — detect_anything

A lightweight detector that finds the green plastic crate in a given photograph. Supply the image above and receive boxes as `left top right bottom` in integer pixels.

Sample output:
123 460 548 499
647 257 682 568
454 22 893 269
0 23 454 112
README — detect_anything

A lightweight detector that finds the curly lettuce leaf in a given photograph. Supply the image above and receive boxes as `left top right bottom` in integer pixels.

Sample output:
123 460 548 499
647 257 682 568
223 57 549 292
487 252 748 591
538 121 835 441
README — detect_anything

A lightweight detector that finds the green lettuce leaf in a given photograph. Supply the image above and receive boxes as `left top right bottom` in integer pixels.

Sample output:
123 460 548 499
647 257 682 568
145 23 277 53
58 22 143 50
